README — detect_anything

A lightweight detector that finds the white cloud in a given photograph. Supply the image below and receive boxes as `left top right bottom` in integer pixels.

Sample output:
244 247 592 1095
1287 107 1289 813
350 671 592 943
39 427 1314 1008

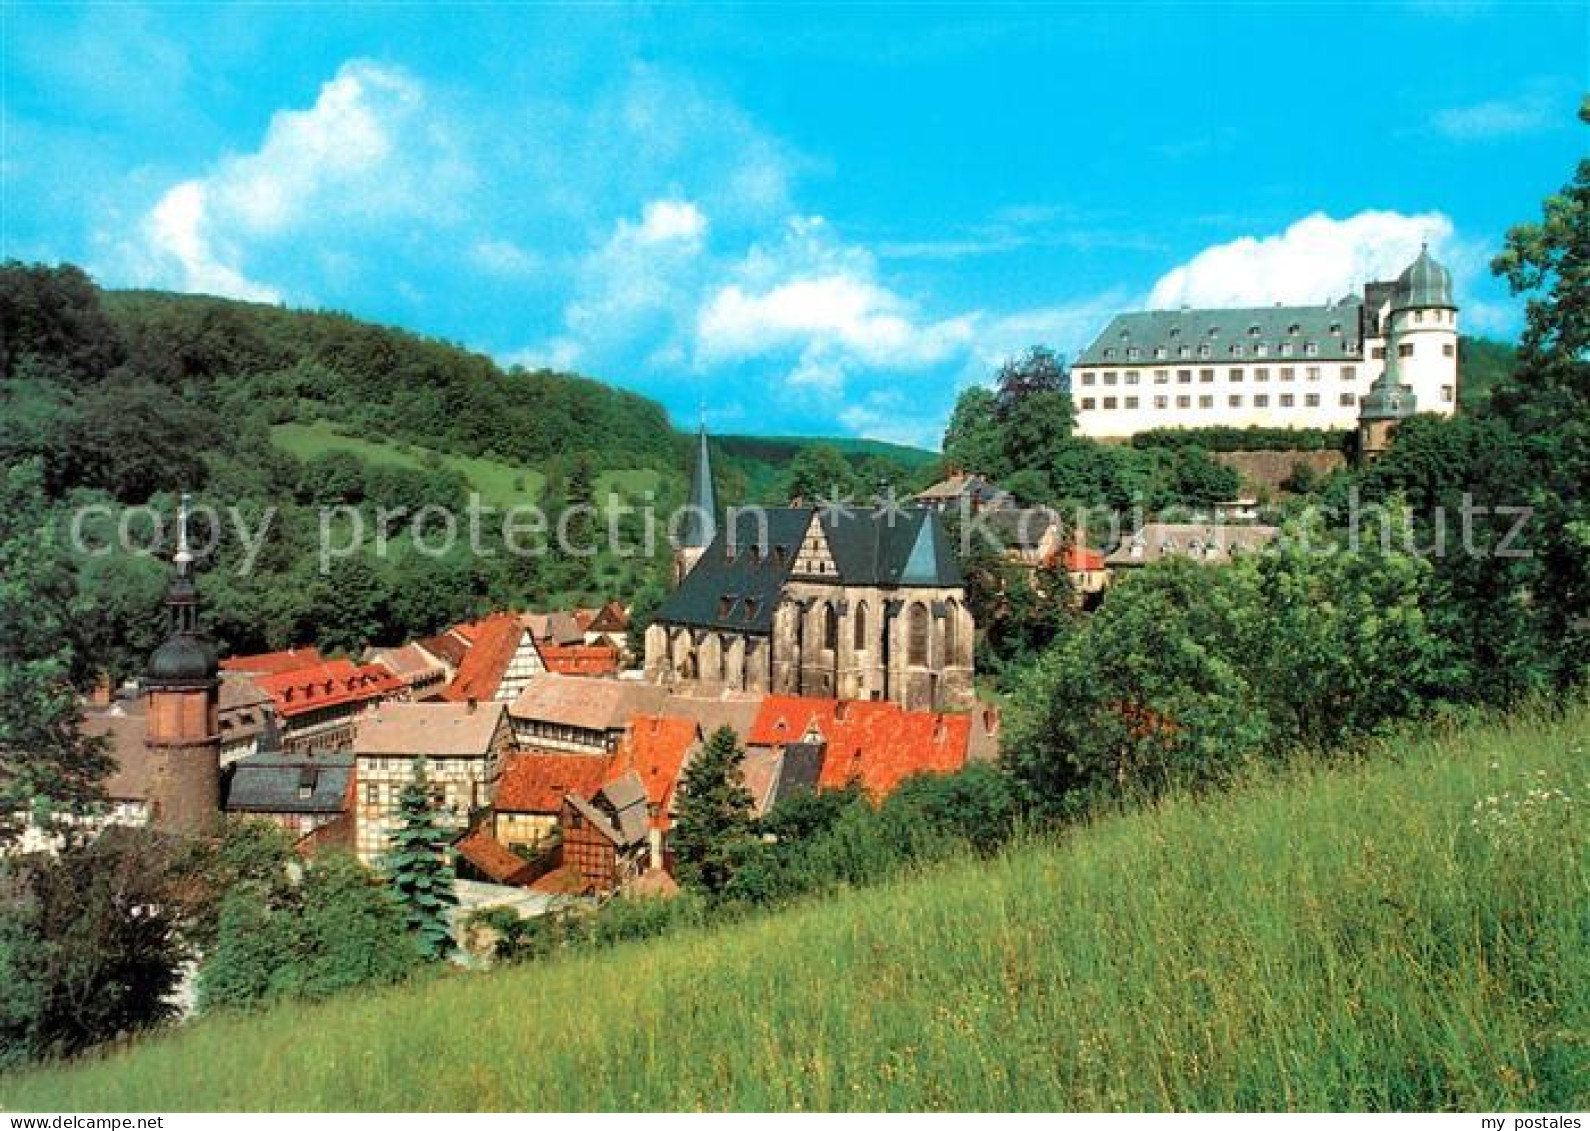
694 216 975 396
1147 211 1455 311
122 59 468 301
471 238 539 276
1434 91 1555 140
635 199 708 245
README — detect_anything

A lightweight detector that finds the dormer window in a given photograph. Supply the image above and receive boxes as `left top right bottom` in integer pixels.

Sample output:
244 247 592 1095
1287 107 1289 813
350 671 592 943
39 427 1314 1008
1102 348 1115 359
1207 326 1219 337
1126 347 1140 360
1153 346 1167 359
1248 325 1261 337
1231 344 1245 358
1305 342 1318 356
1168 327 1181 339
1198 344 1211 358
1286 323 1301 335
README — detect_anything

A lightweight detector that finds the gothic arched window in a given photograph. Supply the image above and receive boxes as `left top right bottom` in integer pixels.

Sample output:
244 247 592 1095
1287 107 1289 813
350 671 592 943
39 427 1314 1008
853 602 868 651
908 603 930 666
823 603 839 652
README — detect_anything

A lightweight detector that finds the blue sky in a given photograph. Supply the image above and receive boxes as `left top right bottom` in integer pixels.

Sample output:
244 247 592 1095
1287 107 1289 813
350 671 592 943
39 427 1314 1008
4 3 1585 447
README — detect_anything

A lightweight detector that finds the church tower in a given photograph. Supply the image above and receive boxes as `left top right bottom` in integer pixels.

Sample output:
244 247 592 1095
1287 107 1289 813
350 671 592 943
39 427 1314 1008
143 494 221 833
674 424 717 586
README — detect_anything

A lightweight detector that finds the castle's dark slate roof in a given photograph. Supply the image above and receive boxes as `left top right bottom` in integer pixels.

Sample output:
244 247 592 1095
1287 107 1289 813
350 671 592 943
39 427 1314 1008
766 741 825 809
1076 297 1365 367
223 752 353 815
654 507 962 634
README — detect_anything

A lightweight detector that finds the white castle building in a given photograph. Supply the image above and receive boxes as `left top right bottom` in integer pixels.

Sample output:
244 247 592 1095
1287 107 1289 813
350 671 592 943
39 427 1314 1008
1071 246 1459 438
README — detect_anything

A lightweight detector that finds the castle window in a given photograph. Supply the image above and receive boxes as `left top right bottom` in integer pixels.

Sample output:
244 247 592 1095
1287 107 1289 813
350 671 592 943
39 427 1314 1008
1341 366 1356 380
1199 369 1214 383
1254 367 1269 382
1199 395 1213 409
1305 393 1320 407
1254 394 1269 407
1287 323 1300 335
1372 346 1387 360
718 597 734 620
1442 385 1454 402
1329 322 1342 334
853 602 868 650
1443 343 1455 358
1103 397 1118 409
1229 395 1243 408
1124 370 1140 385
1154 347 1167 359
1081 372 1095 385
1177 370 1192 384
1154 369 1169 383
1398 343 1415 358
1280 367 1295 381
1229 368 1243 382
1307 366 1321 381
1081 397 1096 410
1280 343 1294 357
1305 342 1318 356
1177 395 1191 408
1103 348 1115 360
1103 372 1118 386
1168 327 1181 338
1254 343 1268 357
1178 346 1191 359
1340 392 1357 406
823 604 838 652
1154 395 1168 409
1231 344 1245 358
1198 344 1211 358
1125 396 1139 409
1415 310 1424 323
908 604 930 666
1127 347 1141 360
1249 325 1261 336
1280 394 1295 407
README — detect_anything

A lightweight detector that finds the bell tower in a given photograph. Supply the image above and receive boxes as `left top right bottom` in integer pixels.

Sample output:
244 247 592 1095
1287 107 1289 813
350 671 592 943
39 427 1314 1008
143 493 221 833
674 423 717 585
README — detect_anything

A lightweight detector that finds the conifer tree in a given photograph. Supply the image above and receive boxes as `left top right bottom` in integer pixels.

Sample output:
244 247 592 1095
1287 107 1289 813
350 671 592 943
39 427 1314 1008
384 760 458 961
672 725 755 895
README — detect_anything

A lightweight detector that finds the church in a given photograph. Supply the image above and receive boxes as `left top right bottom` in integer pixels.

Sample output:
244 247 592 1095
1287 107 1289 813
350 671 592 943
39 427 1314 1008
644 429 976 712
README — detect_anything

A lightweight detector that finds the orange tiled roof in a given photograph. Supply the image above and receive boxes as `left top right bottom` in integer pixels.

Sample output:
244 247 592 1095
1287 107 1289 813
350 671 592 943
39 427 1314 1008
540 642 620 676
218 646 324 676
748 696 971 799
442 612 531 703
610 715 699 830
495 750 616 814
1064 545 1107 572
254 659 402 720
454 828 536 886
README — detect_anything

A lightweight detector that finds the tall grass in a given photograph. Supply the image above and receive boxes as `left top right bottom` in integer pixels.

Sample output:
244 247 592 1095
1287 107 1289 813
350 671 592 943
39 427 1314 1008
5 705 1586 1111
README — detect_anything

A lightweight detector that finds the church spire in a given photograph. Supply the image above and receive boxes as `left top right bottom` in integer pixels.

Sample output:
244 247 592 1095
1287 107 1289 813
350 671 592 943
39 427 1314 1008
682 423 717 550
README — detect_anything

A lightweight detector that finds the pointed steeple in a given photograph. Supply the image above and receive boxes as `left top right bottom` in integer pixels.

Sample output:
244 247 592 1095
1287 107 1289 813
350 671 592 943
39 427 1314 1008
681 423 717 550
1360 325 1417 423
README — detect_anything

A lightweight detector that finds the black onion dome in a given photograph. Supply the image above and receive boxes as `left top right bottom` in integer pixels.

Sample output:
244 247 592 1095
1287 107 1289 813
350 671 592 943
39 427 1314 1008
147 633 217 685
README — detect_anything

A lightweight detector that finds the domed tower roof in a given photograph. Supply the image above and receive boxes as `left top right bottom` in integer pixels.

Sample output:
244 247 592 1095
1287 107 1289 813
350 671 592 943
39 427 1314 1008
1393 244 1455 310
145 493 218 688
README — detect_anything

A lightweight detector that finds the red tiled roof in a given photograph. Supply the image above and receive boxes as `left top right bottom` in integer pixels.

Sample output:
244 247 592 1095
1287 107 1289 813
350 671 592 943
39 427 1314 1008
218 646 324 676
454 828 536 886
1064 546 1107 572
531 865 593 896
610 715 699 830
442 613 531 703
539 642 620 677
748 696 970 799
415 631 471 669
254 659 402 719
495 750 616 814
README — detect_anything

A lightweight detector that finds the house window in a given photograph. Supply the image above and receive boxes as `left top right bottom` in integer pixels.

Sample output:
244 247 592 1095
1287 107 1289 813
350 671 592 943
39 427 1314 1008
1177 395 1191 408
1306 366 1321 381
1280 394 1295 407
1341 366 1356 380
1254 368 1269 382
1154 369 1169 383
1199 369 1214 383
1103 396 1118 409
1280 367 1295 382
1177 369 1192 384
1081 397 1096 410
1103 372 1118 386
1339 392 1357 406
1229 368 1243 382
1199 395 1213 409
1124 370 1141 385
1125 396 1139 409
1081 372 1095 385
1399 343 1415 358
908 604 930 666
1305 393 1320 407
1229 395 1242 408
1254 394 1269 407
1154 395 1168 409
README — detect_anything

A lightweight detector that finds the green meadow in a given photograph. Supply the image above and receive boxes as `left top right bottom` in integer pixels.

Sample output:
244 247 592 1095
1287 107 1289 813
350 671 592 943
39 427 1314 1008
6 704 1586 1112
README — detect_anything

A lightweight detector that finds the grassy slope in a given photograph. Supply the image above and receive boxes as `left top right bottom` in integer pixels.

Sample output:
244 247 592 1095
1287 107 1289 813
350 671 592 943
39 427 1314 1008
7 706 1586 1112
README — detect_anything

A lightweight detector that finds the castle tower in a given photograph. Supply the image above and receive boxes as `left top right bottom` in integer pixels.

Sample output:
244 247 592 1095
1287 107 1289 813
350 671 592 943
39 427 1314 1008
143 494 221 833
1357 332 1417 463
1384 243 1459 417
674 423 717 586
